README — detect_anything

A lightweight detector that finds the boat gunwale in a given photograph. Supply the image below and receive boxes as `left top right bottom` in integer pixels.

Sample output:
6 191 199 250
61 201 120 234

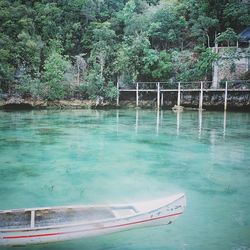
0 194 185 233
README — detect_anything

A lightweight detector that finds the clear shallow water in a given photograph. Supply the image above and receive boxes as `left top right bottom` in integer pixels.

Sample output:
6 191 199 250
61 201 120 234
0 109 250 250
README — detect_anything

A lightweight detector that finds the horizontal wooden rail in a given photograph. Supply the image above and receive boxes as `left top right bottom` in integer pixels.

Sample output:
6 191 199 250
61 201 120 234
119 89 250 92
117 81 250 110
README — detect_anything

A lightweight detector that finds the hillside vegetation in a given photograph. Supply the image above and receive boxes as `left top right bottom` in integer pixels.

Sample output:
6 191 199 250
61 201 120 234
0 0 249 100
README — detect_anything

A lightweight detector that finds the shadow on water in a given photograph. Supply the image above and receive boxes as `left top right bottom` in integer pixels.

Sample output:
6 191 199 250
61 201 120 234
3 103 33 111
0 165 40 181
0 125 12 131
136 138 171 146
36 128 66 136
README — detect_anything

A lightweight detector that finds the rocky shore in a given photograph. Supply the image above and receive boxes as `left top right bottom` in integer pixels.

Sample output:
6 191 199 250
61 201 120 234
0 97 108 109
0 92 249 111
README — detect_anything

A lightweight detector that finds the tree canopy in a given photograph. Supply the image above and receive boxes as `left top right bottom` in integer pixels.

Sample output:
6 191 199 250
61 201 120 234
0 0 249 100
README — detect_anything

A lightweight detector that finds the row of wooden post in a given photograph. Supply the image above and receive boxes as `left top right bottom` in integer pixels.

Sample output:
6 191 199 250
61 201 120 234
116 81 229 111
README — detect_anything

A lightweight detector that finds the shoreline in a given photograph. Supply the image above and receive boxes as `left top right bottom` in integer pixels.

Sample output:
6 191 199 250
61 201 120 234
0 98 249 112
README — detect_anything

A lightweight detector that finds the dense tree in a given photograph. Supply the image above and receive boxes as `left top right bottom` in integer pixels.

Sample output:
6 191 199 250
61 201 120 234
223 0 250 30
148 2 186 50
0 0 248 99
42 48 71 101
216 28 238 46
142 50 173 81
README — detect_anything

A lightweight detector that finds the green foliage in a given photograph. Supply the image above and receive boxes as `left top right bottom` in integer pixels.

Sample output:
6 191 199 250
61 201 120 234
148 3 186 49
16 31 42 75
85 70 105 99
104 82 119 101
224 1 250 29
0 1 42 90
216 28 238 46
0 0 248 98
190 15 218 45
142 50 173 80
15 75 44 99
171 50 197 82
0 38 15 90
89 22 117 71
171 47 218 82
85 70 118 101
194 48 219 79
42 49 71 100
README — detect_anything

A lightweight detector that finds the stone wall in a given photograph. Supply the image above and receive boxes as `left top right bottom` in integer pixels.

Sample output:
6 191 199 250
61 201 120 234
119 91 250 111
1 92 249 111
212 47 250 88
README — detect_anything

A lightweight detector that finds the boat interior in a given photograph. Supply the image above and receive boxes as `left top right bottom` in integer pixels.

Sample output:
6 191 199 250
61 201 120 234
0 211 31 229
0 206 137 229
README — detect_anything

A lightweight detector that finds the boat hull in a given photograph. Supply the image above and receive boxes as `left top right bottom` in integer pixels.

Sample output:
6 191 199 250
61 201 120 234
0 194 186 246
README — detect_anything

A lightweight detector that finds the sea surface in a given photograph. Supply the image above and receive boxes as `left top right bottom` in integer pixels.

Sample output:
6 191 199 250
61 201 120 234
0 109 249 250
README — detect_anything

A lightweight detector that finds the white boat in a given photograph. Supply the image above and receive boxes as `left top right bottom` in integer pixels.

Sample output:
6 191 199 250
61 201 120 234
0 193 186 246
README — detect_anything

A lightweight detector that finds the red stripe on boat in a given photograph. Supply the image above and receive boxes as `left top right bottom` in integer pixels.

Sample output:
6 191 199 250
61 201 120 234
3 232 64 239
108 212 182 229
3 212 182 239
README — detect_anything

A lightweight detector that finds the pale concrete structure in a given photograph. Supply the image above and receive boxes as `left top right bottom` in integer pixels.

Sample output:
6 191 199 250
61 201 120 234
212 47 250 88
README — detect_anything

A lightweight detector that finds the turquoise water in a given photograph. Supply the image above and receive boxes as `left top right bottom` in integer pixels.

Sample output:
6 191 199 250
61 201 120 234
0 109 250 250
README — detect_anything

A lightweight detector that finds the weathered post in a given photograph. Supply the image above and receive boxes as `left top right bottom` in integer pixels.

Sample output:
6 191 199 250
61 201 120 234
198 110 202 138
199 81 203 110
156 109 160 134
157 82 160 109
136 82 139 107
116 81 119 106
135 109 138 134
161 93 164 107
176 111 180 135
177 82 181 106
223 111 227 138
224 81 228 111
116 110 119 134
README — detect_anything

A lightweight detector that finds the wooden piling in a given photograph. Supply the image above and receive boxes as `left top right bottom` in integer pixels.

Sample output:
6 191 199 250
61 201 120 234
136 82 139 107
176 111 180 135
198 110 202 138
161 93 164 107
157 82 160 109
223 111 227 138
135 109 138 134
199 81 203 110
116 81 119 106
156 109 160 134
224 81 228 111
177 82 181 106
116 110 119 134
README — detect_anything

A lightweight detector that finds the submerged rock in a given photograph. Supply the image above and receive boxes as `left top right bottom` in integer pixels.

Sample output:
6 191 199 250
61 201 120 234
172 105 184 111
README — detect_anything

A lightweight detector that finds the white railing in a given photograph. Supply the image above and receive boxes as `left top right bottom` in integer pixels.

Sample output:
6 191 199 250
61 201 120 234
117 80 250 111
